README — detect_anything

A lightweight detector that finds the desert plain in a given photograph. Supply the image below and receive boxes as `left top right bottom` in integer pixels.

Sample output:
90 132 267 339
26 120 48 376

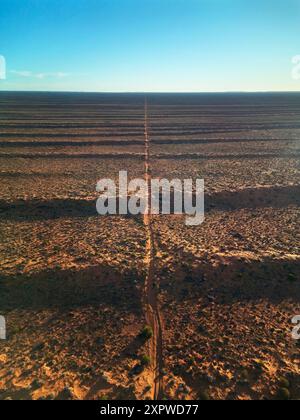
0 92 299 400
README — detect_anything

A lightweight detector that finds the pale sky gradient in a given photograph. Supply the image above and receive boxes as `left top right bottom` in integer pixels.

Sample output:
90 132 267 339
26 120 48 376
0 0 300 92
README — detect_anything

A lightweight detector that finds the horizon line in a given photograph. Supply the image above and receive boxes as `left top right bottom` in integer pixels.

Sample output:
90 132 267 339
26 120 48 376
1 90 300 94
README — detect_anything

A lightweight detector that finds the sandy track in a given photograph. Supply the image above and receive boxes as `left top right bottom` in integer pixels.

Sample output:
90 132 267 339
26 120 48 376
143 98 164 400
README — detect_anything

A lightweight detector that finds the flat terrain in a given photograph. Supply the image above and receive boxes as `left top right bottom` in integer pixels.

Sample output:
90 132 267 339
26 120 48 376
0 92 299 400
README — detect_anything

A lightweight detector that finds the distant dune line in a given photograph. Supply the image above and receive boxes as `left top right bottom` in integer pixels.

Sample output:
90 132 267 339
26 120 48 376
1 122 300 129
2 124 300 137
0 152 298 160
0 132 145 138
0 152 145 159
0 123 145 129
1 114 299 122
0 140 145 147
0 138 298 148
153 152 300 160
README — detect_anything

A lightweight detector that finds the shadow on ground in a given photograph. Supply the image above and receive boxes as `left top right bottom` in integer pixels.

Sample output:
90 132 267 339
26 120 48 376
0 264 143 312
0 185 299 221
159 249 300 304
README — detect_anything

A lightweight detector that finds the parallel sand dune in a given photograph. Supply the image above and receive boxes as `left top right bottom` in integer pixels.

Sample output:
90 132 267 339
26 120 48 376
0 92 300 400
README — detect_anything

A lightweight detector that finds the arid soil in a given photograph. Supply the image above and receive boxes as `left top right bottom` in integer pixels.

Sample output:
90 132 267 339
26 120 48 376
0 92 299 400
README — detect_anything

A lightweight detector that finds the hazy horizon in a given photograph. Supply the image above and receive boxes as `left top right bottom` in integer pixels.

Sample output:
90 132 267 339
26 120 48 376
1 90 300 94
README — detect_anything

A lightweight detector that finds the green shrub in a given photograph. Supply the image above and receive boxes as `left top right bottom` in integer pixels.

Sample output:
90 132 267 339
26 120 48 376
277 388 290 400
140 355 151 366
140 325 153 340
279 377 290 389
199 390 210 401
288 273 296 282
241 369 250 381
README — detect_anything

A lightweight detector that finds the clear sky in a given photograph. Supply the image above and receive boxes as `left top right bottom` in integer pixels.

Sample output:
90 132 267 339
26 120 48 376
0 0 300 92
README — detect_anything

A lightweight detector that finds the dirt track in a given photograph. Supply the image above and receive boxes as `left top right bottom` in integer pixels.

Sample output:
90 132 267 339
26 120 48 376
143 98 164 400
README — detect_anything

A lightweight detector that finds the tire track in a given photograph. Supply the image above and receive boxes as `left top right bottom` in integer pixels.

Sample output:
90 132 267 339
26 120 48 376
143 98 164 400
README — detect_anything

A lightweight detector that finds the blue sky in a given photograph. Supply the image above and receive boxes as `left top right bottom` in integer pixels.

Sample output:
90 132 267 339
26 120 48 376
0 0 300 92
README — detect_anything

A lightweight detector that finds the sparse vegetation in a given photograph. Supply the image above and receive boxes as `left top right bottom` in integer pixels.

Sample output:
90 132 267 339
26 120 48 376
276 388 290 401
278 377 290 389
288 273 296 282
199 390 210 401
140 325 153 340
140 355 151 366
240 369 250 381
99 395 109 400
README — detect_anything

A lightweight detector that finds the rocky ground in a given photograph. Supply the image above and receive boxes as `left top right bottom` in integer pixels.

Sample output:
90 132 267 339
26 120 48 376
0 92 299 400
